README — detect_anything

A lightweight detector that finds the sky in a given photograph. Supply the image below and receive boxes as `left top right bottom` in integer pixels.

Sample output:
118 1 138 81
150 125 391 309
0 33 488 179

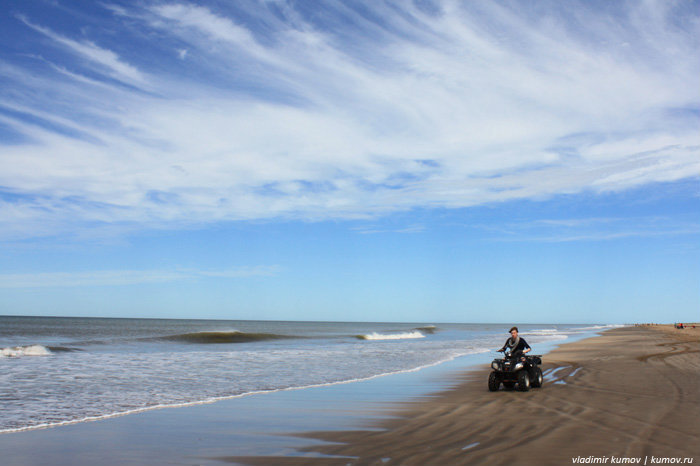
0 0 698 323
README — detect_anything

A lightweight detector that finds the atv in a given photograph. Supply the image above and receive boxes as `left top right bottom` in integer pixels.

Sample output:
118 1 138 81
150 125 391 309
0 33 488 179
488 351 543 392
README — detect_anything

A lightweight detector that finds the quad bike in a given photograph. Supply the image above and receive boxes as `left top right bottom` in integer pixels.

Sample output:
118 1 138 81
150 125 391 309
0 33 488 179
488 350 543 392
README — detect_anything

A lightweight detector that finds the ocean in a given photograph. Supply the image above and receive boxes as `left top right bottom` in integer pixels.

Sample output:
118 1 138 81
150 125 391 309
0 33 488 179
0 316 618 434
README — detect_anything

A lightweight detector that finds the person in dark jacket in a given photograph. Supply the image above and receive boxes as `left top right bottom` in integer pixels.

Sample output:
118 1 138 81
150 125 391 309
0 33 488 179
498 326 531 357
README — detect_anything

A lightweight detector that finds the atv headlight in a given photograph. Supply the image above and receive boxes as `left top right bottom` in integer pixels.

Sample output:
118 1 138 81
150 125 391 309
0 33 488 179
491 362 499 370
514 362 524 371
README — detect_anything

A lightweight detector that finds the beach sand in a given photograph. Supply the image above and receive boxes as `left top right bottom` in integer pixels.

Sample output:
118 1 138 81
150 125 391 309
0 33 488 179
225 325 700 466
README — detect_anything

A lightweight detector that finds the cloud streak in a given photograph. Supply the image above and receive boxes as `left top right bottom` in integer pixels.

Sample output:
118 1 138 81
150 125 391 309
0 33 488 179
16 15 147 86
481 215 700 243
0 0 698 239
0 266 281 288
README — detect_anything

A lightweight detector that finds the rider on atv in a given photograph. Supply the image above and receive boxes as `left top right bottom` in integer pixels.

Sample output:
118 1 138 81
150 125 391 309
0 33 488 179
489 327 542 391
498 326 531 357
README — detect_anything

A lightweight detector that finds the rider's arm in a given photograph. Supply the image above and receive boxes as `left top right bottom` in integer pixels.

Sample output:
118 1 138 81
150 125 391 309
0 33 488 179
521 338 531 354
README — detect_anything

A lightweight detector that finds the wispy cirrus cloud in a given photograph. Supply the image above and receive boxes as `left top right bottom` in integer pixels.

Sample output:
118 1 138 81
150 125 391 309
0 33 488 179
531 228 700 243
0 266 280 288
0 1 698 240
481 215 700 243
353 224 426 235
16 15 148 86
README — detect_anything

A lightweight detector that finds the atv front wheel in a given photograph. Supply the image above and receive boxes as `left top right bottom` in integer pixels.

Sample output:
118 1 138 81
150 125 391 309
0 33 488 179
517 370 530 391
531 367 543 388
488 371 500 391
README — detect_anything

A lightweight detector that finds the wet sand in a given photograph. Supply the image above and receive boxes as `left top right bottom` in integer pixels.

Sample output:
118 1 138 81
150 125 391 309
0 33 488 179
226 325 700 466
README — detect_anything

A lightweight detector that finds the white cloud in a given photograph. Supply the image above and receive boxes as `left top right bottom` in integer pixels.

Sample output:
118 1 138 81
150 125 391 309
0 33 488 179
482 215 700 243
17 16 147 86
153 4 258 48
354 224 426 235
1 1 698 239
0 266 280 288
516 227 700 243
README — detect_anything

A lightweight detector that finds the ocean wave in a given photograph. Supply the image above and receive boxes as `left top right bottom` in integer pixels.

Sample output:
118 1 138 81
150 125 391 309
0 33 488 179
48 346 83 353
523 328 560 335
1 344 53 358
0 346 489 435
572 324 626 331
356 331 425 340
157 331 299 344
522 324 625 338
414 325 438 334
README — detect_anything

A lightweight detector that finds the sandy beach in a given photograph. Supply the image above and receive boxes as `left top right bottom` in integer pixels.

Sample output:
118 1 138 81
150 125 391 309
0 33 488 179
227 325 700 466
1 325 697 466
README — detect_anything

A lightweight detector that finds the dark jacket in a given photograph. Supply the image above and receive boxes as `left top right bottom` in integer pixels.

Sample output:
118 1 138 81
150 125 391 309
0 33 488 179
499 336 530 354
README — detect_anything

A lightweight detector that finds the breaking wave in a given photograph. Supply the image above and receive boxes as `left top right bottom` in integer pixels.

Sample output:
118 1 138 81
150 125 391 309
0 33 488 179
523 328 560 335
48 346 83 353
1 345 53 358
157 331 299 344
574 324 626 331
414 325 438 334
356 331 426 340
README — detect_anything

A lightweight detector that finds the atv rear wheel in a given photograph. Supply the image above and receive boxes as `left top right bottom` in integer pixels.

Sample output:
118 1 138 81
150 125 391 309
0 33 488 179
531 367 543 388
517 370 530 391
488 371 500 391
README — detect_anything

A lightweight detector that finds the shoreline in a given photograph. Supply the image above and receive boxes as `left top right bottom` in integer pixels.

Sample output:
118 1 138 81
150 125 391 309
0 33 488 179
226 325 700 465
0 325 604 466
1 325 695 466
0 322 595 438
0 348 472 436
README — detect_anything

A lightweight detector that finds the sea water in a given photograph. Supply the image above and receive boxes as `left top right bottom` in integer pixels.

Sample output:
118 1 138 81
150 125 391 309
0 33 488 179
0 316 620 433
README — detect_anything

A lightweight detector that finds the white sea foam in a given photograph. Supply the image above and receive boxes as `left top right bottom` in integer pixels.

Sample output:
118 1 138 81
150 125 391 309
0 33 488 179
0 346 490 435
4 318 608 435
1 345 52 358
359 331 425 340
522 324 626 343
573 324 626 331
524 328 560 335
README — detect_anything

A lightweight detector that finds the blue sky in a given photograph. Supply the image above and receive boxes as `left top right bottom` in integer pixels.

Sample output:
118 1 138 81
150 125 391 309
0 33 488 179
0 0 698 323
